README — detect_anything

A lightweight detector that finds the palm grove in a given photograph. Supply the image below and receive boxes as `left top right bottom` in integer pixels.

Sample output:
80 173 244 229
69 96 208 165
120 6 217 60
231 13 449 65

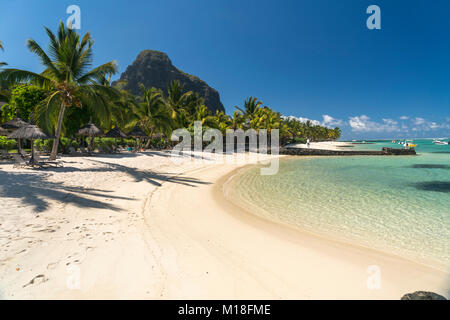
0 23 341 157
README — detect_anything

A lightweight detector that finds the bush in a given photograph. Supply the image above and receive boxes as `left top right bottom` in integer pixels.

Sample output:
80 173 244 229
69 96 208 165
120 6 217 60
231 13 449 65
293 137 307 144
147 138 171 150
95 138 115 150
34 138 79 154
0 137 17 150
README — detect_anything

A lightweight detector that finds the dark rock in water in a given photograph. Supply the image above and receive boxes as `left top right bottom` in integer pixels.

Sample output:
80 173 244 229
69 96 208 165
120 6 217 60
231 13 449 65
401 291 447 300
115 50 225 113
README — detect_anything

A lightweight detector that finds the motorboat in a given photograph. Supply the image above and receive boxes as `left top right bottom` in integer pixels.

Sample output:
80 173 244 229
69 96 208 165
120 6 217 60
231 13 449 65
433 140 449 145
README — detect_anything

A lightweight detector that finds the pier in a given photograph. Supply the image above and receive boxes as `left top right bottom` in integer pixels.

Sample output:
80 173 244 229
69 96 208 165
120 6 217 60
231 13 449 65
280 147 416 156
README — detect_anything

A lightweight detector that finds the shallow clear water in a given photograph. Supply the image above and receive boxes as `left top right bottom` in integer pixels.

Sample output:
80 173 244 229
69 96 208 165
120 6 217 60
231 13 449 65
226 140 450 270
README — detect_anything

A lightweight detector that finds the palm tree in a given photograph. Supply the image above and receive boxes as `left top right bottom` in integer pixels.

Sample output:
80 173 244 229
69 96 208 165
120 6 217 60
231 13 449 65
193 104 212 124
136 85 173 140
0 22 120 160
231 110 245 130
165 80 194 127
236 97 263 122
0 41 6 67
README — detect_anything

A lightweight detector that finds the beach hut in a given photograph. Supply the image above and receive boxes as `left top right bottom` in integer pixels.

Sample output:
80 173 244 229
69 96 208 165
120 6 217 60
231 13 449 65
1 117 29 152
77 120 104 152
127 125 147 151
7 123 51 164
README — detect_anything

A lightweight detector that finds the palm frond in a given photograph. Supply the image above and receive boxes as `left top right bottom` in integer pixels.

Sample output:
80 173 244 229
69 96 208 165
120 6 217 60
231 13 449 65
0 69 52 87
77 61 118 85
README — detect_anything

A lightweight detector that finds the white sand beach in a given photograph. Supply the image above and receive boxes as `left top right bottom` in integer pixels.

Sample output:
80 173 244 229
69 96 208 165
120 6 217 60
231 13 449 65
286 141 354 150
0 147 448 300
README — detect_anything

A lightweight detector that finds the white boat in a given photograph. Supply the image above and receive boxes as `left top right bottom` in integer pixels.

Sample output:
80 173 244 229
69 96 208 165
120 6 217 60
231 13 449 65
433 140 449 145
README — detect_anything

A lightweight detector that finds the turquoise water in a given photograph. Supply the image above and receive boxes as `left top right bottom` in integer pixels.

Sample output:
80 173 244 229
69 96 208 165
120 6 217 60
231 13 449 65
226 140 450 270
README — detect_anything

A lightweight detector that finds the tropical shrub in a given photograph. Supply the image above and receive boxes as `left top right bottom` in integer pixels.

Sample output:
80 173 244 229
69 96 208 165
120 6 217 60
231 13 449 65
0 136 17 150
5 84 48 121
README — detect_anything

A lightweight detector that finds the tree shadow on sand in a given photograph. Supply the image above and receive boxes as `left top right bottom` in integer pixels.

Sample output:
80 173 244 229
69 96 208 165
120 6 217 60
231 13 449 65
0 170 131 213
42 159 211 188
0 159 210 212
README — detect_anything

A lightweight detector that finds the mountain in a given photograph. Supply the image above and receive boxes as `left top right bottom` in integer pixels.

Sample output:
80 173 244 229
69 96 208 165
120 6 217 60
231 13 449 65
115 50 225 113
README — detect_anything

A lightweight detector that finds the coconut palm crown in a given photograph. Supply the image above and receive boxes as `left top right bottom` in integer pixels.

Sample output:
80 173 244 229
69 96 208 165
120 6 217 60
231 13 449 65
0 22 120 160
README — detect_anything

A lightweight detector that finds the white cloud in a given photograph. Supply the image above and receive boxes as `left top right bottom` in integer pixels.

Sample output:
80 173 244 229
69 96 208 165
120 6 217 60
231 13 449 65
322 115 343 127
348 115 400 132
284 115 343 128
399 116 409 120
414 117 425 125
284 115 321 126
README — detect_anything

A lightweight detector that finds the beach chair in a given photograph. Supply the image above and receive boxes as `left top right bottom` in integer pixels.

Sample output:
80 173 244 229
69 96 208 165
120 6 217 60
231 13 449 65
80 147 91 156
34 152 63 168
12 154 29 169
19 149 30 159
98 146 107 154
106 146 114 154
116 146 125 153
0 149 11 160
68 147 80 156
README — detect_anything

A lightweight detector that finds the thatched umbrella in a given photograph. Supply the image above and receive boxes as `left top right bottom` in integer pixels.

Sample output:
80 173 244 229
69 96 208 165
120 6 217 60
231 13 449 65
127 125 147 151
0 117 28 130
0 127 8 136
105 127 128 138
77 120 104 152
8 123 51 164
105 127 128 151
1 117 29 152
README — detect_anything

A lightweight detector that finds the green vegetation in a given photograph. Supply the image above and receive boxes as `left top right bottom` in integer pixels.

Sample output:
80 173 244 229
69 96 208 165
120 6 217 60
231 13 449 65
0 23 340 154
0 22 120 160
0 136 17 150
0 84 48 123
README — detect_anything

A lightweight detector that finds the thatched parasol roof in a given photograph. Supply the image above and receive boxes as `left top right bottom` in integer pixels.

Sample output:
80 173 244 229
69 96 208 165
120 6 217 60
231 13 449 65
105 127 128 138
127 126 147 138
151 132 166 139
0 127 8 136
1 118 28 130
7 124 51 140
77 122 104 137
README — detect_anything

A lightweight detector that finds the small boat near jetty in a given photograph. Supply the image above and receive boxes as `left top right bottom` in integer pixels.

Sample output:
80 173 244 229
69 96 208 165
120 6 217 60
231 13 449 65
433 140 449 145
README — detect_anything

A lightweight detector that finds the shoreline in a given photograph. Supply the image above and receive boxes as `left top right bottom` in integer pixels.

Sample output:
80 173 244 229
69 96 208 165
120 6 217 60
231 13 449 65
142 156 449 299
0 150 448 299
221 159 449 274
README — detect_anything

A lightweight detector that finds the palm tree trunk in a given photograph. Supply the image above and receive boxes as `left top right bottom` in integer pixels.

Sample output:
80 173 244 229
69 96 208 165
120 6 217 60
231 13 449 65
49 103 66 161
144 130 154 149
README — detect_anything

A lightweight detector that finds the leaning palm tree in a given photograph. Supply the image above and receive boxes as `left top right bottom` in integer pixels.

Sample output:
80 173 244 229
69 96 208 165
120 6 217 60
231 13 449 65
0 22 120 160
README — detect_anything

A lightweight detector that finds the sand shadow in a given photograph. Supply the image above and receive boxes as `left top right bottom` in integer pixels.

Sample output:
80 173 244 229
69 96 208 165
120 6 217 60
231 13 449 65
0 170 131 212
38 159 211 188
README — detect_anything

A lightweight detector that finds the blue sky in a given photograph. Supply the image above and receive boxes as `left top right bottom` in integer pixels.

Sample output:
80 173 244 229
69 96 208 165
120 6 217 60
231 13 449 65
1 0 450 139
